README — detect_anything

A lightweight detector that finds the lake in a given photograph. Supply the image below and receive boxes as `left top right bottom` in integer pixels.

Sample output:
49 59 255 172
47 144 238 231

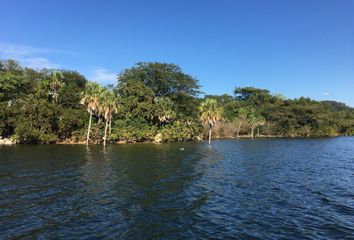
1 137 354 239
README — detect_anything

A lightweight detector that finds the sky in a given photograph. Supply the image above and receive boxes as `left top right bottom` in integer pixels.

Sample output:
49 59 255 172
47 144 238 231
0 0 353 106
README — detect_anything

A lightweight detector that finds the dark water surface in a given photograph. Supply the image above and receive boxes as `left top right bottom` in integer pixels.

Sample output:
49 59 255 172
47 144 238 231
1 137 354 239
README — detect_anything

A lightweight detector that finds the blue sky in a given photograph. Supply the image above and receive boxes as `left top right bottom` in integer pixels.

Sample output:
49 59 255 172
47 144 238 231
1 0 353 106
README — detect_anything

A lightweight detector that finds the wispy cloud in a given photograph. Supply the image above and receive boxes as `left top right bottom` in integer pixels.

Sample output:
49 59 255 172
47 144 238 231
323 92 331 96
23 58 59 69
0 42 79 69
90 68 117 85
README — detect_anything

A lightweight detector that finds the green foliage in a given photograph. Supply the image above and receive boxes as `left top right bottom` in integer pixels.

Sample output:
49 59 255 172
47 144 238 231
118 62 201 119
118 62 200 97
14 121 58 144
0 60 88 143
117 79 155 120
58 108 87 140
234 87 272 105
0 59 353 144
13 97 60 143
154 97 176 125
0 101 18 137
0 60 34 101
159 121 202 141
111 117 157 142
58 71 87 108
210 86 354 138
199 98 223 127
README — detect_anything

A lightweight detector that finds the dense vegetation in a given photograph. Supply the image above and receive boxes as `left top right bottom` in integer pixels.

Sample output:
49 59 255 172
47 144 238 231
1 59 353 144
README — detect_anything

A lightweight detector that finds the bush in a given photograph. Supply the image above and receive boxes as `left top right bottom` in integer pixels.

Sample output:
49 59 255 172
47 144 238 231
111 117 157 142
159 121 202 142
13 121 57 143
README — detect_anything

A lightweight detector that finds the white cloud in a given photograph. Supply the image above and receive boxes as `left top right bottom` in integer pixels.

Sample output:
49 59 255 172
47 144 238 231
90 68 117 85
0 42 79 69
323 92 331 96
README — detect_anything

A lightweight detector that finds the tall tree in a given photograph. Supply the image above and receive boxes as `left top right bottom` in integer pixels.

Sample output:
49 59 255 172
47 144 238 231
117 62 201 119
118 62 200 96
248 110 265 139
200 99 223 144
234 87 272 105
117 79 155 120
48 72 64 103
235 107 249 139
101 90 118 147
256 116 266 137
80 82 103 145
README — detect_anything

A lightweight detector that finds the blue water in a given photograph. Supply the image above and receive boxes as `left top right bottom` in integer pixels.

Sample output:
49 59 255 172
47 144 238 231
1 137 354 239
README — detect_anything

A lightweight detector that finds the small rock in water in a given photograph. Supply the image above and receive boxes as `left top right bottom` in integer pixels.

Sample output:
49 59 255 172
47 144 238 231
180 148 185 151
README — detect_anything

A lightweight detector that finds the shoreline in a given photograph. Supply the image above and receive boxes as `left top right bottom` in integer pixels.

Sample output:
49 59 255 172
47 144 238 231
1 135 352 145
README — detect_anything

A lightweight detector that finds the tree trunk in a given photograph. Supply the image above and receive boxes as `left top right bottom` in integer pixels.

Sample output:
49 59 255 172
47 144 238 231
86 113 92 145
208 127 212 145
97 117 101 145
251 127 254 139
109 117 112 135
103 119 108 147
236 122 242 139
257 126 260 137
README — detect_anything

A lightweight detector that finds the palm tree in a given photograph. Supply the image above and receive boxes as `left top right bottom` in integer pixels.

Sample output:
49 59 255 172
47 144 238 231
248 110 265 139
154 97 176 126
108 94 118 136
80 82 102 145
256 116 266 137
235 107 249 139
48 71 64 103
101 90 118 147
200 98 223 144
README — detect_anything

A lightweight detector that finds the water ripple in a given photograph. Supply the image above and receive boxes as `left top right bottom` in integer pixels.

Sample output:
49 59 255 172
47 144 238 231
1 137 354 239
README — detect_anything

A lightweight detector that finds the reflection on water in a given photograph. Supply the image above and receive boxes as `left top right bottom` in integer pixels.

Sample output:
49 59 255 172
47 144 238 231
1 137 354 239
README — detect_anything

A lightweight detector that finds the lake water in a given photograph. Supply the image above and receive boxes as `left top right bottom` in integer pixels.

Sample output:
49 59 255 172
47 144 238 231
1 137 354 239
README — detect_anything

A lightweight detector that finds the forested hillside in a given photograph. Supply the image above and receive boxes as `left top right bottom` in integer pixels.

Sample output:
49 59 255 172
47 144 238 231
1 59 353 144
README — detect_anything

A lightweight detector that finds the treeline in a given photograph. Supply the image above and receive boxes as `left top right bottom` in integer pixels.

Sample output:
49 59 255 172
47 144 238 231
0 59 353 144
206 89 354 139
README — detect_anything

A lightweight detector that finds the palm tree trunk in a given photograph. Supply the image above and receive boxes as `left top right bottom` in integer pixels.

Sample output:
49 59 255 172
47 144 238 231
251 127 254 139
237 122 242 139
208 127 212 145
109 117 112 135
103 119 108 147
97 117 101 145
86 113 92 145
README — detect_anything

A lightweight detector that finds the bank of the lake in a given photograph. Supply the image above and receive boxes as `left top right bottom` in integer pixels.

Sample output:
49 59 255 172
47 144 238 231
2 134 353 146
6 135 354 147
